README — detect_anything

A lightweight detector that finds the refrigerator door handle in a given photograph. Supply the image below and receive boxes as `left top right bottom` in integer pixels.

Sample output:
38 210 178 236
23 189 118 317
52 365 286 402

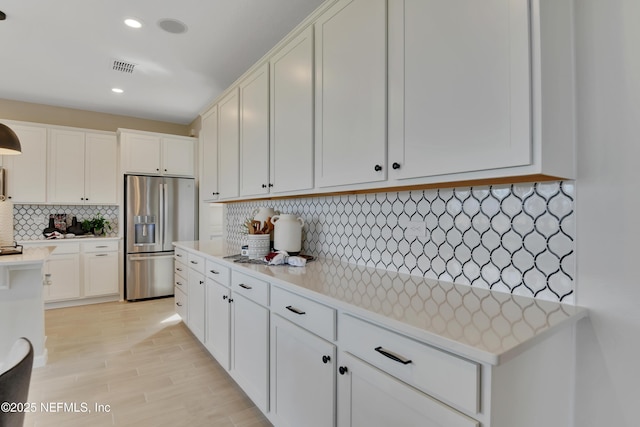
129 254 175 261
159 182 165 247
163 183 169 247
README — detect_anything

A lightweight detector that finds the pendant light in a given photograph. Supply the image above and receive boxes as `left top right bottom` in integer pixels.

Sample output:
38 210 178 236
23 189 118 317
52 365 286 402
0 123 22 155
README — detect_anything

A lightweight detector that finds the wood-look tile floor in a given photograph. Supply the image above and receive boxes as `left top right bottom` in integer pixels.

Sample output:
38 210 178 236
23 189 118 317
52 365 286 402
24 298 272 427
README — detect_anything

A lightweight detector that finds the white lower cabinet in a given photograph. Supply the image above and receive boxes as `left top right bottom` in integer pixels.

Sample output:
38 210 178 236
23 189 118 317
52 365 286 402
270 314 336 427
83 241 119 297
205 279 231 369
337 352 477 427
187 269 206 342
45 253 81 301
231 292 270 413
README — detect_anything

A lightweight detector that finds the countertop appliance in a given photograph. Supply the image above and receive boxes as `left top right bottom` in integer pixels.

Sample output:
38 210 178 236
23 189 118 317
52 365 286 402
124 174 196 301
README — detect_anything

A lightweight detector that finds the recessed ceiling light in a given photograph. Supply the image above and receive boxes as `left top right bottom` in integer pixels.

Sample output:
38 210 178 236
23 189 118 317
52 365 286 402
112 88 124 94
124 18 142 29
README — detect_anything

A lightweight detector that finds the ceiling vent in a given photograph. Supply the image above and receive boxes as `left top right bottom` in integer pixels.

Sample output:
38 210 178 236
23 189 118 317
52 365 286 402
112 59 136 74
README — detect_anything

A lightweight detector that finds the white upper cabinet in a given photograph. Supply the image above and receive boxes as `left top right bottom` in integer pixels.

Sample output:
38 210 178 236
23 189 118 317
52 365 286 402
120 130 196 177
388 0 531 180
239 63 270 197
270 26 314 194
217 88 240 200
314 0 387 188
1 123 48 203
200 106 219 202
48 129 117 204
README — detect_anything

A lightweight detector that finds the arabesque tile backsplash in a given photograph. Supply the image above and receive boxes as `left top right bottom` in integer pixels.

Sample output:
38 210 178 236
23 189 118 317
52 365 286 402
226 181 575 303
14 205 119 240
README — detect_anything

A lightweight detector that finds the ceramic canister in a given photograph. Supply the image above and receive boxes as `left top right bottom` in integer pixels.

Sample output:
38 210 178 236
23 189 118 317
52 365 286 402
252 207 280 229
271 214 304 254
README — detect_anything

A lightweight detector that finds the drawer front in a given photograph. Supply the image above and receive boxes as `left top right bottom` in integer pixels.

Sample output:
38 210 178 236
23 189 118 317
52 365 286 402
231 270 269 306
174 261 187 280
271 286 336 341
340 314 479 414
174 273 188 293
82 240 119 253
175 286 187 320
52 243 80 254
187 252 205 274
174 247 188 262
206 259 230 285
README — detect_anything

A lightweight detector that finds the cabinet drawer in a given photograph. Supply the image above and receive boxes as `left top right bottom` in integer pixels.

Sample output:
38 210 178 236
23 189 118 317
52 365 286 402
206 259 230 285
187 252 205 274
231 271 269 306
175 287 187 320
340 314 479 414
174 273 187 293
271 286 336 341
82 240 119 253
174 247 188 262
174 262 187 280
52 243 80 254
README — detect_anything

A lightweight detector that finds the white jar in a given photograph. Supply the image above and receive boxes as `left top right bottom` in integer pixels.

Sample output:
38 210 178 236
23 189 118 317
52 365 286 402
272 214 304 254
252 207 280 229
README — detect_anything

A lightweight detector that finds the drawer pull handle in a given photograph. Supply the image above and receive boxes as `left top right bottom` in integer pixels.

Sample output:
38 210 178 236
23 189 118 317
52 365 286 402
176 281 183 286
95 254 108 257
322 355 331 364
210 270 219 274
239 283 252 290
96 245 109 248
285 305 306 315
176 302 183 307
374 346 412 365
176 254 183 258
339 366 348 375
190 260 198 265
176 267 183 271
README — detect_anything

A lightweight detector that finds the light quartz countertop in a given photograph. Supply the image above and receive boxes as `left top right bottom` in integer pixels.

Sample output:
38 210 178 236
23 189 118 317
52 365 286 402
19 236 121 245
174 240 587 365
0 246 53 266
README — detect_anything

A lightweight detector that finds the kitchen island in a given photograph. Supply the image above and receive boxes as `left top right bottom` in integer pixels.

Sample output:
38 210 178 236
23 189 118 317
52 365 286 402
174 239 587 427
0 246 52 366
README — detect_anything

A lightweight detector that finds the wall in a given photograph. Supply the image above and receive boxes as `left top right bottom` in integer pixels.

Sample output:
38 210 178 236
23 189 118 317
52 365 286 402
574 1 640 426
227 181 575 303
0 98 190 135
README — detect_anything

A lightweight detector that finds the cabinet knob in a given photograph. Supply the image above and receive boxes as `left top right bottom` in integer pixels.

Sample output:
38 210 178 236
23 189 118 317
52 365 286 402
228 298 234 303
322 355 331 364
392 162 401 170
223 295 228 300
164 169 167 172
268 183 273 187
7 196 11 199
85 198 89 201
81 197 84 200
261 184 267 188
156 168 160 172
339 366 348 375
374 164 383 172
199 280 204 284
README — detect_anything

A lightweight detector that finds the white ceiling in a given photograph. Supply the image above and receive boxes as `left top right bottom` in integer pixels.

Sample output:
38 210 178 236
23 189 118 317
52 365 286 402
0 0 326 125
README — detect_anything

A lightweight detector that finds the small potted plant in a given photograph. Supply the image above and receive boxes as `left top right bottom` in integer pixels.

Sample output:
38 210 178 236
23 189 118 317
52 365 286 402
81 214 112 236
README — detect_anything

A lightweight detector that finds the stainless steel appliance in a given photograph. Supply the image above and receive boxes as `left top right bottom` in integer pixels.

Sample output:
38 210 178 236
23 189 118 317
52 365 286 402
124 175 196 301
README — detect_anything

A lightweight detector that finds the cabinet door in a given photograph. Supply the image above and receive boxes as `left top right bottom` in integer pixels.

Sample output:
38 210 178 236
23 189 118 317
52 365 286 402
85 133 117 204
314 0 387 188
239 63 270 197
218 88 240 199
121 132 162 174
84 252 119 296
44 254 81 302
187 269 206 343
2 124 47 203
231 293 269 413
205 279 231 369
48 129 85 204
163 137 195 176
337 352 478 427
388 0 531 179
270 315 336 427
200 106 219 201
270 26 314 194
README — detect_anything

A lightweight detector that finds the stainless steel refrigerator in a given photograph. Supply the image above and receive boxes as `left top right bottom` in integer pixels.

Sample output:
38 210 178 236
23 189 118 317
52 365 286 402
124 175 196 301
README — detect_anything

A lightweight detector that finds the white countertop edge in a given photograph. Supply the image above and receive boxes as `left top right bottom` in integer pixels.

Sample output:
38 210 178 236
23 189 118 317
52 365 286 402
19 237 121 244
173 240 588 366
0 246 54 266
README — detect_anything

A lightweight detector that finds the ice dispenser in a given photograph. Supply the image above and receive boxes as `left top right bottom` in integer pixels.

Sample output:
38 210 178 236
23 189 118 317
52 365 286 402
134 215 156 245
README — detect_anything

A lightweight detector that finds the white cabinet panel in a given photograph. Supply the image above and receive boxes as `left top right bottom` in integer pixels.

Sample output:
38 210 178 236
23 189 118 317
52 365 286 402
84 252 119 296
1 123 47 203
121 132 162 174
217 89 240 199
45 254 81 302
270 26 314 194
205 279 231 370
240 63 270 197
270 314 335 427
337 352 478 427
314 0 387 188
187 269 206 343
231 293 269 413
388 0 531 179
85 133 117 204
200 106 219 201
47 129 85 204
163 136 195 176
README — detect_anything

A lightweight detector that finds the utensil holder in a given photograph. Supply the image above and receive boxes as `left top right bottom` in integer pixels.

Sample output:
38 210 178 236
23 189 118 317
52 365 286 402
246 234 270 259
